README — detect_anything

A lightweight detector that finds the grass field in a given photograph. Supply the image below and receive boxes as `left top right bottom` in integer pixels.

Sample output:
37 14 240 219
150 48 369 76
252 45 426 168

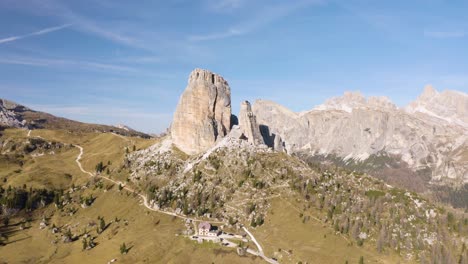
0 129 261 263
0 129 157 189
0 185 262 264
0 128 418 263
253 197 412 264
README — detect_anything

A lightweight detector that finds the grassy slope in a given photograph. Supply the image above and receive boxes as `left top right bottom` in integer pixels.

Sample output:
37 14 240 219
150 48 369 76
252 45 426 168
253 197 408 264
0 129 157 189
0 188 258 264
0 129 258 264
0 128 416 264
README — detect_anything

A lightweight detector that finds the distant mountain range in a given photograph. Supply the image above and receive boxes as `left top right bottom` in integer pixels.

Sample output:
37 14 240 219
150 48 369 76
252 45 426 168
0 98 150 138
253 86 467 190
2 83 467 189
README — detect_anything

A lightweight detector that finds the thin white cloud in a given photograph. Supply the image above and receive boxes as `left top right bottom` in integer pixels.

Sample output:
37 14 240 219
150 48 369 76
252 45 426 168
424 30 465 38
0 23 72 44
0 55 176 79
116 56 162 64
2 0 210 62
0 56 137 73
189 29 244 41
209 0 246 12
189 0 324 41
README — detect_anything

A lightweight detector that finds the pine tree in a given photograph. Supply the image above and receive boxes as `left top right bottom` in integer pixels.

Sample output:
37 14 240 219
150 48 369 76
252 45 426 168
82 238 88 250
120 242 128 254
99 217 106 233
95 162 104 173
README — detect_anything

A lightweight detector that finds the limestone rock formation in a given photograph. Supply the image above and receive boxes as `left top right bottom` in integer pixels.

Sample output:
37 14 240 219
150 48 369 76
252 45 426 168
0 99 27 128
406 85 468 128
253 87 468 185
171 69 232 155
238 101 263 145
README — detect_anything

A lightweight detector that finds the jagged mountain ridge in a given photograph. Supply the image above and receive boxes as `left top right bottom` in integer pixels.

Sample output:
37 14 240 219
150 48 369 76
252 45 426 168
0 98 150 138
253 87 467 186
126 69 468 262
406 85 468 128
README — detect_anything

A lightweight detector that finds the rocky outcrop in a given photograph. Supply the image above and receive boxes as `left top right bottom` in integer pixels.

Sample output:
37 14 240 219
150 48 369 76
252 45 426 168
238 101 263 145
171 69 232 155
313 91 397 113
253 88 468 185
406 85 468 128
0 99 26 128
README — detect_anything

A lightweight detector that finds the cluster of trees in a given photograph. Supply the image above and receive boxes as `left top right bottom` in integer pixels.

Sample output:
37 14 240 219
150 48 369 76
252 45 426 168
0 185 57 214
432 184 468 210
95 161 105 174
250 215 264 227
288 167 468 263
145 180 225 218
207 155 222 171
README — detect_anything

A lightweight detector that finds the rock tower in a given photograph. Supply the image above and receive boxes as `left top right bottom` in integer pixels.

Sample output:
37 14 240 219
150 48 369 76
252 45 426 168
171 69 232 155
239 101 264 145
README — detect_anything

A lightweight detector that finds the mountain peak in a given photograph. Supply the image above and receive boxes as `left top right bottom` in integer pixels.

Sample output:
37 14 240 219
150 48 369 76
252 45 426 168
406 86 467 128
420 85 438 101
171 69 232 155
314 91 396 113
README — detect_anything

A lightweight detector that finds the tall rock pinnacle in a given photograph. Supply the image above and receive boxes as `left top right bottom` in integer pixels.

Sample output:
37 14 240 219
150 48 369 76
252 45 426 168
171 69 232 155
239 101 264 145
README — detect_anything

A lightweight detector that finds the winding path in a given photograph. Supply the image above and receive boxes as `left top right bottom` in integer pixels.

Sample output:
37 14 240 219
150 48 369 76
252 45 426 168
75 145 93 177
243 226 263 253
73 142 225 225
29 129 275 263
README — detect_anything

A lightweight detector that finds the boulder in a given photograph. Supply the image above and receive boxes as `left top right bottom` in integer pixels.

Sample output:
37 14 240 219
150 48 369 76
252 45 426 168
171 69 231 155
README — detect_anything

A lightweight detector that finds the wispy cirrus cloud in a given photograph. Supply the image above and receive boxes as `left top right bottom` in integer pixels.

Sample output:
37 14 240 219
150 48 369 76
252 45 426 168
208 0 246 12
189 29 244 41
0 23 72 44
1 0 212 63
0 56 136 72
424 30 465 38
190 0 324 41
0 55 176 79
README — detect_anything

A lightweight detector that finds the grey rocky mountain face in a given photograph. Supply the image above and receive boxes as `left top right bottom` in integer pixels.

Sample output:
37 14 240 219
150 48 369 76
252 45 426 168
169 69 466 186
0 99 27 128
253 87 467 186
238 101 264 145
171 69 232 155
171 69 270 155
0 98 150 137
406 85 468 128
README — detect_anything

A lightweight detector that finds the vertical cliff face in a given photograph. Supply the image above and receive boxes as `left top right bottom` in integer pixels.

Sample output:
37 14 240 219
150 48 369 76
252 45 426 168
252 88 468 185
171 69 232 155
238 101 264 145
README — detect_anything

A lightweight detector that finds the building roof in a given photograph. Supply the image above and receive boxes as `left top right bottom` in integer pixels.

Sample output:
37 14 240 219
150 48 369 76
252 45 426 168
198 222 211 230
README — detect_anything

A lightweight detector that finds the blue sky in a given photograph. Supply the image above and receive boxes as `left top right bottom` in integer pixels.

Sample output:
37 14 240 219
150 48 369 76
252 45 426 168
0 0 467 133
